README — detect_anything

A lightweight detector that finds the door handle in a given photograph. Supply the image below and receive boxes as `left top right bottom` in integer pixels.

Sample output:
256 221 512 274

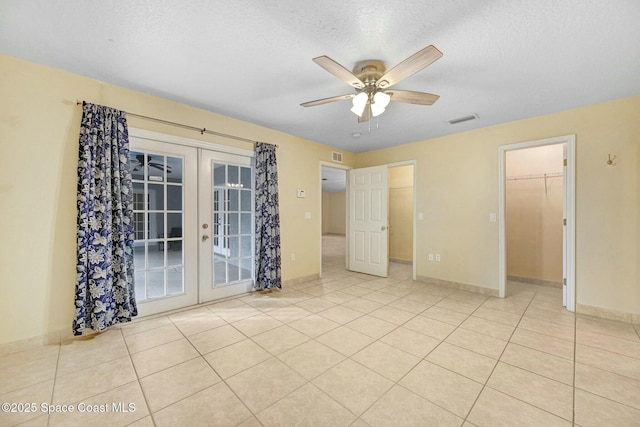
202 234 210 242
381 226 387 231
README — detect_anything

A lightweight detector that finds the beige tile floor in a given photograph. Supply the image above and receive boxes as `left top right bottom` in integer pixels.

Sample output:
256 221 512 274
2 235 640 426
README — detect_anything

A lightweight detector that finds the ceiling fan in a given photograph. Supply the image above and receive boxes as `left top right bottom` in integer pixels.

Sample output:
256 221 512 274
132 154 172 173
301 44 443 122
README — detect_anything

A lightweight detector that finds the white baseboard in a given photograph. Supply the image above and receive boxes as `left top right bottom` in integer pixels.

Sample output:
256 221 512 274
577 303 640 325
416 276 499 297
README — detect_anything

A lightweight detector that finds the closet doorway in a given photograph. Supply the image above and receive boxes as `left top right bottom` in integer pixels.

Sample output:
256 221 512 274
498 135 576 311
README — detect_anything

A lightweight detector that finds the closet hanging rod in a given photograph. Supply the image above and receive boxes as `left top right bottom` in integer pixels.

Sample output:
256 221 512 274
76 100 278 148
506 172 563 181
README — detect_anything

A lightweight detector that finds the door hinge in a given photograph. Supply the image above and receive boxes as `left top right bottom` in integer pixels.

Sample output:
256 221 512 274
563 278 567 286
563 218 567 226
563 158 567 167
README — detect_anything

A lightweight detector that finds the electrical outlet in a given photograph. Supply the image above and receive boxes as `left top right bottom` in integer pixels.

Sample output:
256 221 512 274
428 253 434 261
435 254 441 262
291 254 296 261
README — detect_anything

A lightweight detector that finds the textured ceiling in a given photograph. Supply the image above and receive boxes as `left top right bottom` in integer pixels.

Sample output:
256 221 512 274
1 1 639 153
322 166 347 193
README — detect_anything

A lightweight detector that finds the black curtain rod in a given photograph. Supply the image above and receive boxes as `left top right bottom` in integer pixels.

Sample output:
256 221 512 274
76 100 278 147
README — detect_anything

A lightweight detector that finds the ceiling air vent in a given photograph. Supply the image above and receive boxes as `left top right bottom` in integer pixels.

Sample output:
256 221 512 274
448 113 479 125
331 151 343 163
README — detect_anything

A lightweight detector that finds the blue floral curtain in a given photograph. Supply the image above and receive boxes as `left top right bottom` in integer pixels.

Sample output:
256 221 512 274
73 102 137 335
254 142 282 290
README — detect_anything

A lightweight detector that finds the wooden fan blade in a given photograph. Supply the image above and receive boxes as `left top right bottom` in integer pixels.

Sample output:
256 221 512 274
301 94 355 107
313 56 365 89
358 103 372 123
386 90 440 105
377 45 443 89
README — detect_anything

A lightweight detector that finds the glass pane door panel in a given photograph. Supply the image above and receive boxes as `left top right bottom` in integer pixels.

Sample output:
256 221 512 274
134 242 145 269
148 243 165 269
241 190 251 211
131 151 145 181
131 148 186 302
147 270 165 299
205 161 254 289
240 258 252 280
241 213 251 234
135 271 146 300
213 164 226 186
241 236 252 257
228 190 239 210
228 264 240 282
241 168 252 189
214 261 226 285
228 166 239 184
167 156 183 183
167 185 182 210
229 213 239 235
168 267 183 294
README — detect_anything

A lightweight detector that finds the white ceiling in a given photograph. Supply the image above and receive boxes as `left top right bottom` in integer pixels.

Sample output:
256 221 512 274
2 1 639 153
322 166 346 193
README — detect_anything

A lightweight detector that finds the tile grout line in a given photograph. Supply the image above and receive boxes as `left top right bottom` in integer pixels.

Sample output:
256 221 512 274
44 339 62 427
460 287 537 425
121 327 158 427
170 311 263 425
350 294 492 423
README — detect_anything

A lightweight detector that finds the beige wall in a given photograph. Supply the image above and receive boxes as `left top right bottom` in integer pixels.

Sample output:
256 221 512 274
2 52 639 344
322 191 346 235
506 145 564 282
389 165 414 262
356 95 640 318
0 54 355 344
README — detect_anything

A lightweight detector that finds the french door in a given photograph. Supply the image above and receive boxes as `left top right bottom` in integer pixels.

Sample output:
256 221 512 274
199 151 255 302
130 136 254 316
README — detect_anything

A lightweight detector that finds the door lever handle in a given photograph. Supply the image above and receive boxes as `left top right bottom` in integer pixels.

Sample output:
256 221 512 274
202 235 210 242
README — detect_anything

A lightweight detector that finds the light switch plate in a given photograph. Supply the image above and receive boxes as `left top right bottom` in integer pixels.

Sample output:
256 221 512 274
305 212 311 220
297 189 306 198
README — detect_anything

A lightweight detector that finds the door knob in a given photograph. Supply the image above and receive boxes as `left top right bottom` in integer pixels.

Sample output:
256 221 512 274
202 235 210 242
380 226 387 231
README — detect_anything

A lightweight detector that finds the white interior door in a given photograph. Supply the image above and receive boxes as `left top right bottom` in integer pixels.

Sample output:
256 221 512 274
129 138 198 317
199 150 255 302
348 165 389 277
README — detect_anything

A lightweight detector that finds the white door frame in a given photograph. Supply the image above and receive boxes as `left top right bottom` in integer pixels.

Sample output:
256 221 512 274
319 161 418 281
498 134 576 311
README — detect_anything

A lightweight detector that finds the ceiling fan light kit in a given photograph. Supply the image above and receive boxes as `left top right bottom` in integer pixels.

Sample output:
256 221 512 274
350 92 368 116
301 44 443 123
